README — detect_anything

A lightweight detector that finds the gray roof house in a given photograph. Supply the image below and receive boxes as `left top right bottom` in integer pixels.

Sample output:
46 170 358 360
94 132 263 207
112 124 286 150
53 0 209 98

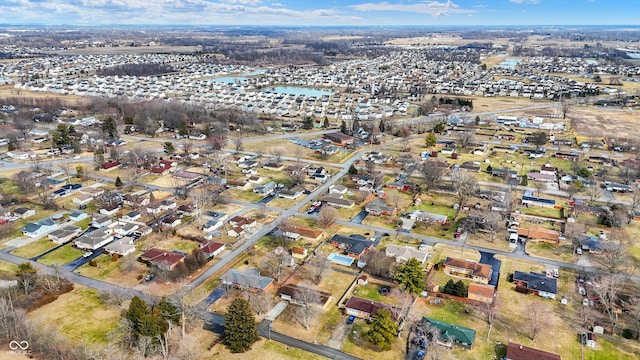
22 218 58 238
221 268 274 291
74 227 114 250
48 225 82 244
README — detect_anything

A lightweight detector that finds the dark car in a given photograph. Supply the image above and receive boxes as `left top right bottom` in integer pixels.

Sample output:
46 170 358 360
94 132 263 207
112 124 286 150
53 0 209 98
346 315 355 325
144 274 155 281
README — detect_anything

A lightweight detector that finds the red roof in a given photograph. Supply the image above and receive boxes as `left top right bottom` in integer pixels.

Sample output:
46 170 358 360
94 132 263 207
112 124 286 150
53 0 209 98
506 342 561 360
140 248 185 266
201 241 225 254
101 161 121 169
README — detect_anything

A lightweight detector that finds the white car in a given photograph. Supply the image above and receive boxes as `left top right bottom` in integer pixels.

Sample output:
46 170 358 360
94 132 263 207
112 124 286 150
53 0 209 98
82 251 93 258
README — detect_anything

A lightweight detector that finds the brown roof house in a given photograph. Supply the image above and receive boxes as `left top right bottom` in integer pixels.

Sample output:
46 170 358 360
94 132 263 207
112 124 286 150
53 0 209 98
442 257 492 284
343 296 402 321
200 241 225 258
505 342 561 360
468 283 495 304
517 226 560 244
279 284 332 308
140 248 186 271
288 225 324 241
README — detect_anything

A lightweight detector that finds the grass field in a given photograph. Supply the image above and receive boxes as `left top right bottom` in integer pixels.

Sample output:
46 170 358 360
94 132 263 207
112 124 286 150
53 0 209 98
0 260 17 276
28 286 121 344
37 244 84 266
526 242 574 263
10 238 59 259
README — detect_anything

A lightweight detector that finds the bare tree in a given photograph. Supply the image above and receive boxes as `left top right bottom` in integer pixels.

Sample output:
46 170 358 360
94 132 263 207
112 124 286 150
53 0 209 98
234 136 243 153
307 256 329 285
561 101 572 120
362 250 397 281
456 130 475 150
119 254 140 273
585 185 602 205
244 289 273 316
365 159 376 175
592 272 627 335
294 283 320 330
260 252 284 283
484 211 502 243
480 302 497 341
452 172 479 209
318 206 338 228
565 221 586 258
533 181 546 197
421 163 445 194
272 148 283 164
526 302 547 341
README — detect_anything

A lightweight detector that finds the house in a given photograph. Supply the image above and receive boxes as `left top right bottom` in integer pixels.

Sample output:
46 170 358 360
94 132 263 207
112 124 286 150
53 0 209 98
442 257 492 284
344 296 402 321
408 210 448 224
74 227 114 250
329 234 373 258
329 184 348 195
114 222 139 236
228 216 256 230
554 152 579 161
505 342 561 360
467 283 495 304
72 193 94 206
134 225 152 238
123 194 150 207
92 215 113 228
421 317 476 348
279 186 305 199
365 199 397 216
161 216 181 228
386 175 416 192
22 218 58 238
247 175 264 184
13 207 36 220
177 203 197 217
200 241 225 258
263 162 285 171
357 275 368 285
226 179 251 190
279 284 332 308
517 226 560 244
221 268 274 292
579 235 621 254
605 182 633 193
288 225 324 241
324 132 354 146
100 205 120 216
513 271 558 299
140 248 186 271
122 211 141 222
291 247 308 259
68 211 88 222
253 181 277 195
104 237 136 256
100 161 121 171
48 225 82 244
52 183 82 198
385 245 429 264
521 191 556 208
527 172 556 183
150 159 177 175
320 196 355 208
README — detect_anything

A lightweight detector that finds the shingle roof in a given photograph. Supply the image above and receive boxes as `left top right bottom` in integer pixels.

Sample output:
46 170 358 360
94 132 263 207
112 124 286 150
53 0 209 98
513 271 557 295
506 342 561 360
444 257 492 279
422 317 476 345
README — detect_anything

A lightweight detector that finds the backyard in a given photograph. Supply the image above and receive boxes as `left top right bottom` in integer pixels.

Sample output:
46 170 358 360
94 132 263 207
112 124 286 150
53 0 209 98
37 244 84 266
11 238 59 258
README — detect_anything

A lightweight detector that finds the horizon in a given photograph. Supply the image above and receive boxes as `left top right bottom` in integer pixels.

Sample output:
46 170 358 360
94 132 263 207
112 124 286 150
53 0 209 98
0 1 638 27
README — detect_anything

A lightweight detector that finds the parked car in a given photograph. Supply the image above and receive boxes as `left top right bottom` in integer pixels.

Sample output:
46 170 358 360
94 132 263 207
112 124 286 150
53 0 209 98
82 251 93 258
346 315 355 325
144 274 155 281
416 350 425 360
583 298 589 306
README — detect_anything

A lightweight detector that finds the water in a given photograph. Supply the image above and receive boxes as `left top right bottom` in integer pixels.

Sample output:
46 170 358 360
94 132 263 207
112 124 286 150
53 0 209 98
497 58 522 69
266 86 336 97
208 68 266 83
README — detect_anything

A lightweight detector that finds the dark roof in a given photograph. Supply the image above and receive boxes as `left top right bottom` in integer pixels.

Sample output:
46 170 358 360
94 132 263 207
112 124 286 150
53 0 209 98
329 234 373 256
140 248 186 267
279 284 332 306
222 268 273 290
506 342 561 360
513 271 557 294
344 296 401 320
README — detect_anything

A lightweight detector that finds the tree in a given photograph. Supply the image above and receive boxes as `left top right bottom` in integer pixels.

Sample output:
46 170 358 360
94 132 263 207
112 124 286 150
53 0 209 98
530 131 548 149
163 141 175 155
125 295 168 343
526 302 547 341
302 116 313 130
340 120 347 134
362 250 397 281
566 179 584 199
395 258 426 295
94 146 105 168
102 117 118 139
75 165 84 179
584 185 602 205
222 298 259 353
323 116 330 128
348 164 358 175
366 309 398 351
456 131 475 150
155 297 181 335
421 163 445 194
452 172 479 209
433 121 445 134
16 262 37 295
115 176 123 187
294 282 319 330
318 206 338 228
425 132 437 147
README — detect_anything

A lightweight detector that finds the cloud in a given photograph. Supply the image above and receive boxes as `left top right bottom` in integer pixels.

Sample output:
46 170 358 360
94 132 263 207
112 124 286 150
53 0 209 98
508 0 541 4
351 0 474 16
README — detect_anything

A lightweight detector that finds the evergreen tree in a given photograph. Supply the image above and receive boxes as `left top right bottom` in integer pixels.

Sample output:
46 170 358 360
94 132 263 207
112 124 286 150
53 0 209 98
178 120 189 137
425 133 437 147
486 165 493 174
379 118 385 132
223 298 259 353
94 147 105 167
164 141 175 155
340 120 347 134
443 279 456 295
454 280 468 297
366 309 398 351
126 296 150 337
302 116 313 130
115 176 123 187
52 124 70 147
520 176 528 186
323 116 330 128
102 117 118 139
348 164 358 175
433 121 446 134
394 258 426 295
155 297 180 327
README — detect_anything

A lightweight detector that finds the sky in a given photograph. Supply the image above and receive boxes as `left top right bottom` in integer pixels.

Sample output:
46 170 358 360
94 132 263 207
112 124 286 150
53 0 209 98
0 0 638 27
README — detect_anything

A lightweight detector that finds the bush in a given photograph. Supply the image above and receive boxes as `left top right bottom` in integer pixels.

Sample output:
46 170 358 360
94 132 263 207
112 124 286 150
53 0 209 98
621 328 634 339
88 259 97 267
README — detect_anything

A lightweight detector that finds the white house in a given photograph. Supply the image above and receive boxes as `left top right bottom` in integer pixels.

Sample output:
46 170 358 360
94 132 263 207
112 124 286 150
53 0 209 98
22 218 58 238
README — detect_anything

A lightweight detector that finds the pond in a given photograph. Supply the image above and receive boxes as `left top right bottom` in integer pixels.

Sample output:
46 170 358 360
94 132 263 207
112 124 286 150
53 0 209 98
265 86 337 97
497 58 522 69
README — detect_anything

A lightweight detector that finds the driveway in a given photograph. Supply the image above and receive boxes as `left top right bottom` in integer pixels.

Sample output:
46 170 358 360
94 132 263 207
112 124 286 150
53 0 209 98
326 318 352 349
351 210 368 224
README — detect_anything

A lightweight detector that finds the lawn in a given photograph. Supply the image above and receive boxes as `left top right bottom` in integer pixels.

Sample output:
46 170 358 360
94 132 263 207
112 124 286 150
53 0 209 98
465 231 513 252
336 206 365 221
10 238 59 259
77 254 145 287
526 242 574 263
519 206 564 219
342 320 405 360
352 283 385 303
37 244 84 266
429 244 480 264
407 202 457 219
28 286 121 344
223 188 264 203
269 197 298 209
0 260 17 276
